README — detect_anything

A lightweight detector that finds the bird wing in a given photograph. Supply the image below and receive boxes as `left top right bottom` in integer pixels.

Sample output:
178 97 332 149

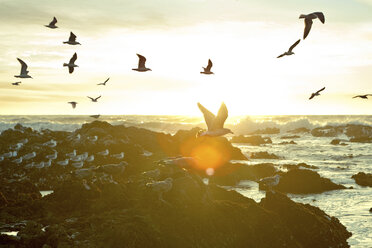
303 18 313 39
95 96 101 101
288 39 301 52
69 53 77 64
309 93 315 100
213 102 228 130
277 53 285 58
197 102 216 131
17 58 28 75
137 54 146 68
69 66 74 73
206 59 213 71
313 12 325 23
50 17 57 26
69 32 77 42
352 95 360 99
87 96 94 101
104 78 110 84
316 87 325 94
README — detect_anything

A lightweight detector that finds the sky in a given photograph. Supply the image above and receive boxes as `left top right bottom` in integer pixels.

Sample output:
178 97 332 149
0 0 371 115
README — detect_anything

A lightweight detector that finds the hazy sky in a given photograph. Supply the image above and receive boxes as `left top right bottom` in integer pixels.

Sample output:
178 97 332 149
1 0 371 115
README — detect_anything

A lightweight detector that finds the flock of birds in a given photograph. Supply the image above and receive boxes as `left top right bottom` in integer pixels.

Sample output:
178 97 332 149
10 12 372 137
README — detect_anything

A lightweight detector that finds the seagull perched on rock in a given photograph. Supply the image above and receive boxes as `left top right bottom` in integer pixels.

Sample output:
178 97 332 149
98 78 110 86
111 152 124 159
43 139 57 148
309 87 325 100
45 17 58 29
97 149 109 156
352 94 372 99
72 161 84 169
299 12 325 39
87 95 101 102
277 39 301 58
63 32 81 45
146 177 173 203
15 58 32 79
23 152 36 160
63 53 78 74
57 159 69 166
132 54 151 72
197 102 233 137
12 82 21 86
68 101 78 109
200 59 214 75
95 161 128 175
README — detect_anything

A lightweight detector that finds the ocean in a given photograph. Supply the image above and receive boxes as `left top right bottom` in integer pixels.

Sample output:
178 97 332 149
1 115 371 247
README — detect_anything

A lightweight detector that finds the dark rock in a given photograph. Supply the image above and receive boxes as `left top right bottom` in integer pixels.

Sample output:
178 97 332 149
262 169 346 194
311 126 344 137
250 151 280 159
260 191 352 248
230 135 272 145
351 172 372 187
278 140 297 145
330 139 348 145
249 127 280 135
280 135 300 139
281 163 318 170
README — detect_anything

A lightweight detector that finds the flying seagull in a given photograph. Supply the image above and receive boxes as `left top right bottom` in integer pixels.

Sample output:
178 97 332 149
12 82 21 86
90 114 100 119
45 17 58 29
197 102 233 137
309 87 325 100
132 54 151 72
63 32 81 45
68 101 78 109
277 39 301 58
200 59 214 74
98 78 110 86
63 53 78 74
299 12 325 39
14 58 32 79
87 95 101 102
352 94 372 99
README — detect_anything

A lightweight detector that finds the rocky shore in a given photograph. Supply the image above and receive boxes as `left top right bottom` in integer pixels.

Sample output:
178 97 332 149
0 121 352 247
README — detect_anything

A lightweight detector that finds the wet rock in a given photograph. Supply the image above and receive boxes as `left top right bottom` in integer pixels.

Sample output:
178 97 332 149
330 139 348 145
230 135 272 145
249 127 280 135
260 191 352 248
311 126 344 137
280 135 300 139
351 172 372 187
278 140 297 145
262 169 346 194
281 163 318 170
250 151 280 159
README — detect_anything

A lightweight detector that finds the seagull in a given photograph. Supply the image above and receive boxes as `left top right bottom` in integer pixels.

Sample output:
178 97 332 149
43 139 57 148
45 17 58 29
352 94 372 99
63 53 78 74
12 82 21 86
87 136 98 142
46 150 58 160
259 174 281 191
25 162 34 169
200 59 214 75
12 157 23 164
97 149 109 156
309 87 325 100
57 159 69 166
2 152 13 158
87 96 101 102
142 168 161 179
12 151 18 157
132 54 151 72
23 152 36 160
44 159 52 168
90 114 100 119
277 39 301 58
35 161 45 169
70 155 83 162
197 102 233 137
72 161 84 169
68 101 78 109
146 177 173 203
98 78 110 86
111 152 124 159
66 150 77 157
85 155 94 162
14 58 32 79
299 12 325 39
63 32 81 45
95 161 127 175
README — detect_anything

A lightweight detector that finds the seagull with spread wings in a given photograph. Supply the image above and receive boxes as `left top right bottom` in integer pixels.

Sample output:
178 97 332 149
299 12 325 39
98 78 110 86
45 17 58 29
352 94 372 99
197 102 233 137
309 87 325 100
63 32 81 45
132 54 151 72
277 39 301 58
63 53 78 74
87 95 101 102
12 82 21 86
90 114 100 119
14 58 32 79
200 59 214 74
